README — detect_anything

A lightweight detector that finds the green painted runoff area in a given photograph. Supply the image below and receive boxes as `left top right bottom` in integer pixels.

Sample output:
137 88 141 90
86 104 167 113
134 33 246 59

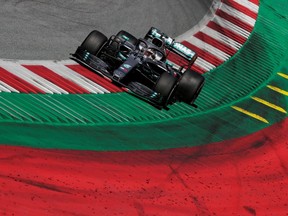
0 0 287 150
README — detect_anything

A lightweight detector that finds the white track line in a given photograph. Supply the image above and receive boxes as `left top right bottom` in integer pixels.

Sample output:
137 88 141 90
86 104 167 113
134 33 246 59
176 0 222 41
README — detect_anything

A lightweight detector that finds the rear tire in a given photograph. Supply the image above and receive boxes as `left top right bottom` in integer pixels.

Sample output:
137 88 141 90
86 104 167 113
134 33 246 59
176 69 204 104
81 30 108 55
155 73 177 104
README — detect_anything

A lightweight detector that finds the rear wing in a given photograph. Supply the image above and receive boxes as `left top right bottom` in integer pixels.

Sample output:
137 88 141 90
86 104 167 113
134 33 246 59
145 27 197 65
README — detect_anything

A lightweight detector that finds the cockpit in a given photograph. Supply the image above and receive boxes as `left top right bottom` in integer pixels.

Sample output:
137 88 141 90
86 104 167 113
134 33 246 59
137 38 166 61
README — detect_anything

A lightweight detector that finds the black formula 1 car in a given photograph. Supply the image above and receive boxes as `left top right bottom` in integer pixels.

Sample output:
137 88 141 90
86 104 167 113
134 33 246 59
71 27 204 109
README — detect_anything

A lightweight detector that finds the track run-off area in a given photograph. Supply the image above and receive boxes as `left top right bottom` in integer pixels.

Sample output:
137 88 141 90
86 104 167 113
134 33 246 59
1 0 288 215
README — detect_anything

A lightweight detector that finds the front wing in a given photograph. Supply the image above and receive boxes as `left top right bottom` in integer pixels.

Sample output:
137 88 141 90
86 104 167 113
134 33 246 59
70 48 170 109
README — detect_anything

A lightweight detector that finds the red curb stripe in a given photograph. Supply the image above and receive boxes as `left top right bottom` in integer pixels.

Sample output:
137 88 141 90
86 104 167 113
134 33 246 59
225 0 258 19
167 51 206 74
23 65 90 94
191 63 207 74
216 9 254 32
194 31 237 56
0 67 45 94
182 40 224 66
249 0 259 6
66 64 123 93
207 21 247 44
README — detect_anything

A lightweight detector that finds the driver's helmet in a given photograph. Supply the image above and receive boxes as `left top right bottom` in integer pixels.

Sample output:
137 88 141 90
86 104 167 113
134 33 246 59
138 38 165 61
144 48 164 61
144 49 154 58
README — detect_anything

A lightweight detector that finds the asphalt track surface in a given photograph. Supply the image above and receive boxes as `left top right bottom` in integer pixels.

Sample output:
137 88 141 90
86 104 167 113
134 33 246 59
0 0 212 60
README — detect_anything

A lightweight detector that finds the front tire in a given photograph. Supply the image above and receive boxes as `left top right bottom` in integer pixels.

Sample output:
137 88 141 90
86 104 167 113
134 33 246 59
175 69 204 104
81 30 108 56
155 73 177 105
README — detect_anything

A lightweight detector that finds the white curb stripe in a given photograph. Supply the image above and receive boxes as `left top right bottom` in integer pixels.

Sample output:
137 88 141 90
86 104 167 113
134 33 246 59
194 58 216 71
201 27 242 50
213 15 251 38
186 36 231 61
0 81 13 93
175 0 258 73
234 0 259 13
221 3 256 26
1 63 68 94
42 62 110 94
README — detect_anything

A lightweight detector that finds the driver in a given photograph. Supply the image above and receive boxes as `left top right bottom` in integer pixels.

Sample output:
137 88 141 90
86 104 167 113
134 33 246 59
138 38 165 61
143 48 156 60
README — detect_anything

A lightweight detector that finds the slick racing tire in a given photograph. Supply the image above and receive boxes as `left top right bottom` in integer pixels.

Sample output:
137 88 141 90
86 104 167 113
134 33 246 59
176 69 205 104
81 30 108 56
116 30 138 45
155 73 177 104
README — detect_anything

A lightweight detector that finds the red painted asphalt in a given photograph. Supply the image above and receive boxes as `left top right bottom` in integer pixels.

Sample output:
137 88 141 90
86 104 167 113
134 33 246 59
0 118 287 215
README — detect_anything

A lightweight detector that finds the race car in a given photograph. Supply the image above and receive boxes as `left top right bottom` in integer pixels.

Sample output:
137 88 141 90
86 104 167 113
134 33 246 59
71 27 204 109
